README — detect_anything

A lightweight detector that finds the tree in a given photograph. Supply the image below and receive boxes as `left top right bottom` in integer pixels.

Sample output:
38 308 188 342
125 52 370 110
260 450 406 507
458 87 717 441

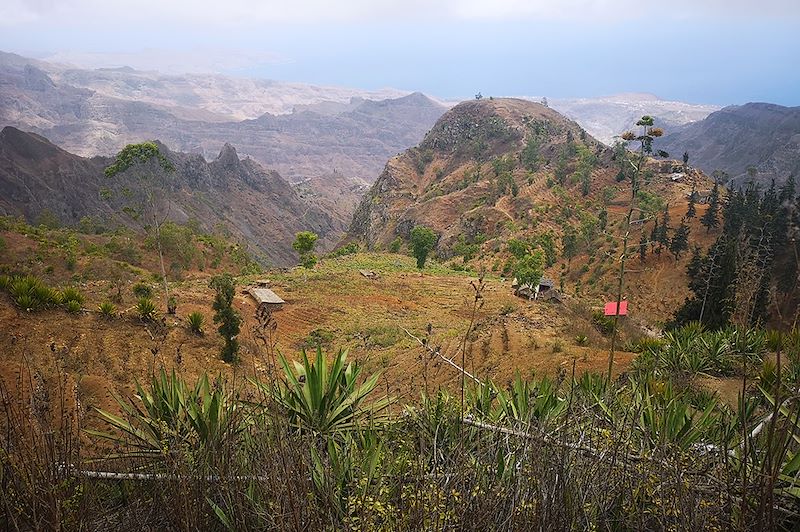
410 225 437 269
639 230 648 263
670 221 690 260
598 209 608 231
657 204 671 252
209 274 242 363
686 189 697 219
701 181 720 232
514 250 545 297
561 228 578 273
105 142 175 308
607 115 669 383
293 231 318 269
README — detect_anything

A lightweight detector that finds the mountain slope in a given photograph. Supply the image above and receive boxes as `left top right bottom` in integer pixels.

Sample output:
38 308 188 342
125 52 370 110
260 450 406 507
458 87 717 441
658 103 800 187
0 126 339 266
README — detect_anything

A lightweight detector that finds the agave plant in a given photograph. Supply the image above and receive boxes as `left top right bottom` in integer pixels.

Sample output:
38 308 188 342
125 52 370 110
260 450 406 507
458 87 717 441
88 369 242 457
59 286 84 306
187 311 204 334
494 373 567 424
631 379 718 451
136 297 156 320
98 301 117 318
260 347 392 438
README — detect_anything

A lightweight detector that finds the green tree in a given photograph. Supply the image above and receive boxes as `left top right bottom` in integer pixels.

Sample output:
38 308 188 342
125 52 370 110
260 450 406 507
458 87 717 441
105 142 176 307
293 231 319 269
670 221 690 260
657 204 671 252
410 225 438 269
507 238 530 259
514 250 545 297
686 189 697 219
561 228 578 273
608 115 668 382
209 274 242 363
701 181 720 232
639 230 648 263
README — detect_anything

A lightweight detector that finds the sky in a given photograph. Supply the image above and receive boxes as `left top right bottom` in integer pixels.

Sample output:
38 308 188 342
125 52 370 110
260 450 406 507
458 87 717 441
1 0 799 105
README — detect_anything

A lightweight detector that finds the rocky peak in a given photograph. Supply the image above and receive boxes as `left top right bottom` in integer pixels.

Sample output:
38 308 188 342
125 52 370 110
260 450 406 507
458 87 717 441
215 143 240 169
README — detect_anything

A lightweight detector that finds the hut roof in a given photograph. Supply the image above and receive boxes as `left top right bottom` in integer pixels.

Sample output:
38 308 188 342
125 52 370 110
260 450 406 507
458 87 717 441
604 301 628 316
248 287 285 305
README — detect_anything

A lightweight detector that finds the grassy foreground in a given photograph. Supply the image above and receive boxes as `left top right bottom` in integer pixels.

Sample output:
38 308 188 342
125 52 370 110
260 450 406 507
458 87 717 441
3 324 800 530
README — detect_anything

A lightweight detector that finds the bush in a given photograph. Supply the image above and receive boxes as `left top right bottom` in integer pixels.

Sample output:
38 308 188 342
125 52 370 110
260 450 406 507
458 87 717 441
575 334 589 346
592 311 616 336
187 311 204 334
98 301 116 318
388 237 402 253
132 282 153 298
499 303 517 316
136 297 156 321
167 296 177 315
329 242 359 258
303 328 335 349
65 299 82 313
65 253 77 271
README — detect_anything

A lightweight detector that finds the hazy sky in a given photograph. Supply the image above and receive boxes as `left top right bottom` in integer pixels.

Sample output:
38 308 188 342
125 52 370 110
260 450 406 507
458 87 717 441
2 0 799 105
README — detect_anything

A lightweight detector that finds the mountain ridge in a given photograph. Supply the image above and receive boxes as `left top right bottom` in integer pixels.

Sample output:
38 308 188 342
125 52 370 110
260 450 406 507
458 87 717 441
0 126 340 266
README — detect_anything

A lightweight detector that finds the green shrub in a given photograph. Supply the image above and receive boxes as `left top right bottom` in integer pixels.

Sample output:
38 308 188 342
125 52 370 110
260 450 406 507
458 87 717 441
137 297 156 321
575 334 589 346
132 282 153 298
303 328 335 349
0 274 10 291
329 242 359 258
499 303 517 316
65 299 82 313
592 311 616 336
187 311 204 334
98 301 117 318
388 237 402 253
65 253 77 271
